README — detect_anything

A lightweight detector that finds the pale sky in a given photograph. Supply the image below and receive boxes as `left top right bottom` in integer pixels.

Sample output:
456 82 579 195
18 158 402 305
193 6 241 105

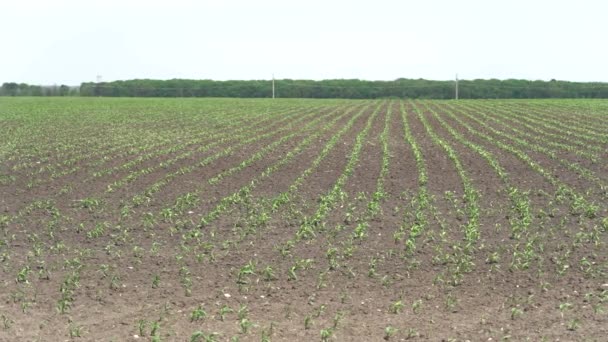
1 0 606 85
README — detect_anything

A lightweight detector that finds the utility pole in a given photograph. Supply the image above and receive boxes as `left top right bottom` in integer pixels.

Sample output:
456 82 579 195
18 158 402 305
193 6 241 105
272 74 275 99
455 73 459 100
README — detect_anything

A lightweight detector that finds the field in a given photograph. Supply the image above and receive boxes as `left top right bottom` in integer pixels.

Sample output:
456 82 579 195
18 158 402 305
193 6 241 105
0 97 607 341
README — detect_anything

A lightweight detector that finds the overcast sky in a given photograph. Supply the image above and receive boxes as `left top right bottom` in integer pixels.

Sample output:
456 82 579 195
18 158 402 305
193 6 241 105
1 0 606 85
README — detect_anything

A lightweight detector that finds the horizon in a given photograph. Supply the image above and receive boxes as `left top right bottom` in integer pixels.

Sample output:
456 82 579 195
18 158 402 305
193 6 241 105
7 77 608 88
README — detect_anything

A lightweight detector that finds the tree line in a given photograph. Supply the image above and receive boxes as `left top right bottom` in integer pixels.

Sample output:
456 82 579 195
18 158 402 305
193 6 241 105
70 78 608 99
3 79 608 99
0 83 79 96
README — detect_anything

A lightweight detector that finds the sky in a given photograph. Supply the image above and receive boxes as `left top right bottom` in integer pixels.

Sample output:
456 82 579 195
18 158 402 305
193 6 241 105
0 0 606 85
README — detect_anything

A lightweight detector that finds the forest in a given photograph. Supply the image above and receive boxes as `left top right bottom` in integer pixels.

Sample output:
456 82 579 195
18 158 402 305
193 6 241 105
3 78 608 99
0 83 78 96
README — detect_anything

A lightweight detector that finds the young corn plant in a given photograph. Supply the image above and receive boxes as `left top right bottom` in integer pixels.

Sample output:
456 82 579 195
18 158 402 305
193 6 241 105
191 305 207 322
190 331 219 342
236 260 256 285
389 299 405 314
384 326 398 340
218 305 233 321
239 318 253 334
320 328 334 342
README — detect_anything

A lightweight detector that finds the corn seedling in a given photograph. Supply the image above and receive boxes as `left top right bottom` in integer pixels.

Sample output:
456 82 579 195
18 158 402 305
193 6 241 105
384 326 398 340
